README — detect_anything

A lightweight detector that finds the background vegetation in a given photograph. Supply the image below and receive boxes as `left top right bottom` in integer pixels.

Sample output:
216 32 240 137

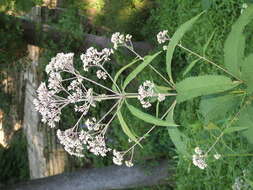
1 0 253 189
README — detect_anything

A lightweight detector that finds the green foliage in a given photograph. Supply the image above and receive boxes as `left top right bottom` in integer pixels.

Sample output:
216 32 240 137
117 108 141 147
182 58 200 76
126 102 178 127
0 0 42 12
199 94 241 124
112 58 140 91
123 51 161 90
176 75 239 103
224 5 253 77
166 101 190 158
166 12 203 82
242 54 253 93
0 131 29 184
223 126 249 134
234 103 253 144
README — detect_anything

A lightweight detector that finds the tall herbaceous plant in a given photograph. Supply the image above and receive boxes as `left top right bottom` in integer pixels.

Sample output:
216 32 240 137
34 6 253 171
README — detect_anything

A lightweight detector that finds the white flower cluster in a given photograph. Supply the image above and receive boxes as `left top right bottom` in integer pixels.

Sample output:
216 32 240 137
57 120 111 158
33 83 61 128
112 149 124 165
192 147 207 170
85 117 100 131
96 70 107 80
157 30 169 44
57 128 84 157
46 52 74 74
112 150 133 167
45 53 74 93
67 79 95 114
80 47 113 71
138 80 155 108
111 32 132 49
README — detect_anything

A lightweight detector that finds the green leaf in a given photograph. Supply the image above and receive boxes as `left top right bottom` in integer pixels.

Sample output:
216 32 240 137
234 104 253 144
167 128 190 157
166 12 204 82
224 5 253 77
166 102 190 157
112 58 140 92
203 30 216 56
126 102 178 127
176 75 240 103
182 58 200 76
123 51 161 90
199 94 241 123
242 54 253 94
223 126 249 134
117 110 142 148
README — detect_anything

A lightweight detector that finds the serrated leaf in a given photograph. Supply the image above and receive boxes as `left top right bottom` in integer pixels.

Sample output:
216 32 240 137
117 110 142 148
224 5 253 77
199 94 241 123
234 104 253 144
112 58 140 92
166 12 204 82
176 75 240 103
166 102 190 157
123 51 161 90
182 58 200 76
126 102 178 127
242 54 253 94
223 126 249 134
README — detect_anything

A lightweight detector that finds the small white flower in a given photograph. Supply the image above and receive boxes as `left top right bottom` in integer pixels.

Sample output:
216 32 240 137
125 160 133 167
214 153 221 160
113 149 124 166
163 45 167 51
194 147 203 155
157 30 169 44
192 154 207 169
96 70 107 80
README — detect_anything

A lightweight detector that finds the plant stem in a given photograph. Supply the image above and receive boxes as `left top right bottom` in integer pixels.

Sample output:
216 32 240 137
177 43 242 81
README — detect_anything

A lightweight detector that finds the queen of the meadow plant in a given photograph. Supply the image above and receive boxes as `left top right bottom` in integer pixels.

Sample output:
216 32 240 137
34 5 253 170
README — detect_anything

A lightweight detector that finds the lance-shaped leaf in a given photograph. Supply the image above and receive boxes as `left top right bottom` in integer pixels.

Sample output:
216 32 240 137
166 101 190 157
176 75 240 103
112 58 140 92
241 54 253 94
224 5 253 77
182 58 200 76
199 94 241 123
117 110 142 148
123 51 161 90
166 12 204 82
126 102 178 127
